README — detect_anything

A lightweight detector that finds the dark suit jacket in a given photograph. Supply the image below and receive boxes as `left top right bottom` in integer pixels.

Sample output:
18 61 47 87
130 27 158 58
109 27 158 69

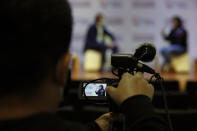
84 24 115 53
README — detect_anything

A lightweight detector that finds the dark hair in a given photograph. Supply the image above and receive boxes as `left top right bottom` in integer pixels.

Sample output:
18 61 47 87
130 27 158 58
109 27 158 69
99 85 104 90
173 16 183 27
0 0 72 95
95 13 103 23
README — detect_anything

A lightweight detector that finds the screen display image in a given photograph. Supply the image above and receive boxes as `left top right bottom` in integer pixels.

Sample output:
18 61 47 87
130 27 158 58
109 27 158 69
83 83 107 96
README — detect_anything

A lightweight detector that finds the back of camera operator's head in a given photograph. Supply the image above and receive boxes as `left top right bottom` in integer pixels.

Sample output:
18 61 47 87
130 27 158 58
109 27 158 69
0 0 72 105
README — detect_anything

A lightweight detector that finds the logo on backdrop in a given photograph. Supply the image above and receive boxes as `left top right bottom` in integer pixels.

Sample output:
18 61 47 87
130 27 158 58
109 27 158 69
99 0 122 8
114 35 123 42
131 0 155 8
72 34 85 42
74 18 90 26
106 17 124 26
165 0 188 9
132 34 155 42
131 16 155 27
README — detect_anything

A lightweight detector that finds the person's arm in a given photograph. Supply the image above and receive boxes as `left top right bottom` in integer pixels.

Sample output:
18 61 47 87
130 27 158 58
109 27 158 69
104 27 116 42
103 26 119 53
85 122 101 131
106 73 169 131
62 113 113 131
120 95 168 131
95 112 113 131
163 30 174 42
60 120 101 131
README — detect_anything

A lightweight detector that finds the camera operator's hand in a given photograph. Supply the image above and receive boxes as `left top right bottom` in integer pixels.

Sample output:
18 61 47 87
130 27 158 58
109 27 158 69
106 72 154 105
95 112 113 131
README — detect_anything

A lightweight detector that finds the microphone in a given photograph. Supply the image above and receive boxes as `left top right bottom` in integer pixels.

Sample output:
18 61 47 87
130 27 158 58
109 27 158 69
111 42 157 74
134 42 156 62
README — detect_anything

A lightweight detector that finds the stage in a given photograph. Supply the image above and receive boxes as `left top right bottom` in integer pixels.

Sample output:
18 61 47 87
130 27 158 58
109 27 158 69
71 71 197 92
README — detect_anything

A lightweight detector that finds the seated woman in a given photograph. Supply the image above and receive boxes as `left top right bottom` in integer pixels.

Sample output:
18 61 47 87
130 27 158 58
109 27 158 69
161 16 188 72
95 85 105 96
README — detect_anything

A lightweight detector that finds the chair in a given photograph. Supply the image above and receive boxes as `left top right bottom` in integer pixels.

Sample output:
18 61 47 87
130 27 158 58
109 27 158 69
186 81 197 95
157 110 197 131
151 80 179 92
84 49 102 71
171 53 190 73
186 81 197 109
163 80 180 92
153 93 188 109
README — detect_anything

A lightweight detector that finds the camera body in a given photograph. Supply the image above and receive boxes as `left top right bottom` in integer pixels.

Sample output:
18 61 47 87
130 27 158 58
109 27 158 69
78 50 156 102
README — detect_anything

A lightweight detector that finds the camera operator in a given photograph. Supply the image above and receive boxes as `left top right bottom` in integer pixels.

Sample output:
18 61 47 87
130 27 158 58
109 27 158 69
0 0 168 131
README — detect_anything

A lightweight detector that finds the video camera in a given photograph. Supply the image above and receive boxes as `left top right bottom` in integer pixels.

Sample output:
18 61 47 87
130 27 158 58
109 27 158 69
78 42 160 102
78 42 173 131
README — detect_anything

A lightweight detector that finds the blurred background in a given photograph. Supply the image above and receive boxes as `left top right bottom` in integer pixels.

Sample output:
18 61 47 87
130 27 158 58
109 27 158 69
59 0 197 131
69 0 197 72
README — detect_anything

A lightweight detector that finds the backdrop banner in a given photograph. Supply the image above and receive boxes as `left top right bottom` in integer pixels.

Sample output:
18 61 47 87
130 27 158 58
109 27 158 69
69 0 197 72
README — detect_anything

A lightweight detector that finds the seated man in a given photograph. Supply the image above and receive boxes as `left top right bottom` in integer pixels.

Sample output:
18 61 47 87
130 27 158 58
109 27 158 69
84 13 118 70
0 0 168 131
161 16 187 71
